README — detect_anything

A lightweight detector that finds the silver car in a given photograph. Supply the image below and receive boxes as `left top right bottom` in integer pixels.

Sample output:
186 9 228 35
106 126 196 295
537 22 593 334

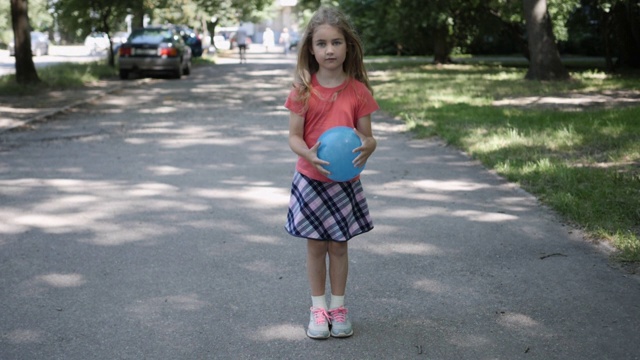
8 31 50 56
117 26 192 80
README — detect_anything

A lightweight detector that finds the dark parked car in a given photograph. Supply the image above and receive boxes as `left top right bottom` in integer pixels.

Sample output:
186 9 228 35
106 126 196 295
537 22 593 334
173 25 204 57
117 26 192 80
8 31 50 56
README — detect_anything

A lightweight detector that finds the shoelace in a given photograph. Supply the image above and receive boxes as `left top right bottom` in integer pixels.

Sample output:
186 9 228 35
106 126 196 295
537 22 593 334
311 307 331 325
329 307 348 323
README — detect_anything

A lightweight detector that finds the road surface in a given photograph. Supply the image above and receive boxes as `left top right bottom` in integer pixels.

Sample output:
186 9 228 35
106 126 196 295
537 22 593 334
1 51 639 359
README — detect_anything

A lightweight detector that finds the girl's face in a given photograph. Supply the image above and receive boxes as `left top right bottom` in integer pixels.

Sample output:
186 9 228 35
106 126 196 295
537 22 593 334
310 24 347 73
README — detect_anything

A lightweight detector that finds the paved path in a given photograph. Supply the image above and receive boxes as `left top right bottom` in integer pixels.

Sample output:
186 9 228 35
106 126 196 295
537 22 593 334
1 52 639 359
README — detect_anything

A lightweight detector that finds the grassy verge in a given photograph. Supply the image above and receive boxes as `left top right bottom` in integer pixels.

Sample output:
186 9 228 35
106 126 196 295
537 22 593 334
369 59 640 261
0 55 217 96
0 60 117 96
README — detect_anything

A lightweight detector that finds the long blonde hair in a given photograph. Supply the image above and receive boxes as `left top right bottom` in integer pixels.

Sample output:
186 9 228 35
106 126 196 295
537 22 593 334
293 6 372 106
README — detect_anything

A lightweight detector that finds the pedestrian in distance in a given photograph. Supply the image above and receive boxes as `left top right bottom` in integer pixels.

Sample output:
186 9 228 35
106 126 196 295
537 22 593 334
279 27 291 55
263 27 275 53
283 6 379 340
234 25 248 63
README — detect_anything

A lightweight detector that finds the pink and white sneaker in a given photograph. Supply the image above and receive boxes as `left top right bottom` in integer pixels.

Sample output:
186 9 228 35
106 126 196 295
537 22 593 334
329 306 353 338
307 307 331 339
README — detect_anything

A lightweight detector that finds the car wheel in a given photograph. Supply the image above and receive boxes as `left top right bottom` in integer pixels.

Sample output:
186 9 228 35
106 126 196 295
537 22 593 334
119 69 130 80
172 61 184 79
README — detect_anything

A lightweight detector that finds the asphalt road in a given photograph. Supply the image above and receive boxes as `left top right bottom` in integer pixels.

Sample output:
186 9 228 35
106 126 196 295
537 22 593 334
1 51 639 359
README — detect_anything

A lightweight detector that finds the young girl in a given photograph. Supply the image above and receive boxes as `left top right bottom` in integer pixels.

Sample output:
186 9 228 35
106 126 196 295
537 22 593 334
284 7 378 339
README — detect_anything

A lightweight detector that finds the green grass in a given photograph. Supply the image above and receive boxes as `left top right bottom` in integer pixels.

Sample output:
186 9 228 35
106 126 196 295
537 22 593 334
0 60 118 96
0 55 217 96
369 61 640 261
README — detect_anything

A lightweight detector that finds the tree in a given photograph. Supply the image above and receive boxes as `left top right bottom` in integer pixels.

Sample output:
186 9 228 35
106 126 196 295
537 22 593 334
194 0 272 34
51 0 272 60
11 0 40 84
337 0 486 62
523 0 570 80
337 0 439 57
54 0 133 66
600 0 640 69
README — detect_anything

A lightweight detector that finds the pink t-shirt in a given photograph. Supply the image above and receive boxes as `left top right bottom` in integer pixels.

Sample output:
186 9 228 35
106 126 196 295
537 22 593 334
284 74 379 182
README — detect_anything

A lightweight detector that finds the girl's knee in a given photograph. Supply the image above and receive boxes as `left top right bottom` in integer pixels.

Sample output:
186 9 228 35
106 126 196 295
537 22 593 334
328 241 348 257
307 239 329 257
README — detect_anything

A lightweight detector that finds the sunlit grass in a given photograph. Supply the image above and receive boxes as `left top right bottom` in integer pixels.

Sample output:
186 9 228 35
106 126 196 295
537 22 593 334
0 60 117 95
371 61 640 261
0 56 216 96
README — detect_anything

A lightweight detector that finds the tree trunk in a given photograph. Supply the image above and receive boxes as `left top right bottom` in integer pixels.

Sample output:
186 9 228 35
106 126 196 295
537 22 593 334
132 0 145 29
522 0 569 80
207 18 219 49
11 0 40 84
611 1 640 69
100 8 116 67
432 27 452 64
601 7 615 71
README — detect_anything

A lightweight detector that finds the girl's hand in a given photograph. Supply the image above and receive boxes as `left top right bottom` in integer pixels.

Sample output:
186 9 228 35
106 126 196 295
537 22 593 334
289 111 331 177
307 141 331 176
352 128 377 168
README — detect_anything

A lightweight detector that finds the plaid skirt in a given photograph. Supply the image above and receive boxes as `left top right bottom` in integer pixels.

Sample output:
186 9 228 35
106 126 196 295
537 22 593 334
285 172 373 242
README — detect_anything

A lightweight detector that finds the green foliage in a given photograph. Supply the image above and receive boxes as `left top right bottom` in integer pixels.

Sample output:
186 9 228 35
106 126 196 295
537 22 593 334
0 0 51 46
53 0 133 43
371 60 640 260
48 0 270 44
548 0 582 41
0 1 10 46
333 0 582 57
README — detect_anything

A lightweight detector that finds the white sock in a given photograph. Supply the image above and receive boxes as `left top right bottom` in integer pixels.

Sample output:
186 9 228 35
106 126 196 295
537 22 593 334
330 294 345 310
311 295 327 309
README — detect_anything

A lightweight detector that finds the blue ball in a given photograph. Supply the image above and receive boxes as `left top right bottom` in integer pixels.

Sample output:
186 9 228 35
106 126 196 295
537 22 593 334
317 126 365 182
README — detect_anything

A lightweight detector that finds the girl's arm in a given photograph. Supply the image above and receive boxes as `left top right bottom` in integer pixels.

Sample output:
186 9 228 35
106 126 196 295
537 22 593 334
288 111 331 176
353 114 377 168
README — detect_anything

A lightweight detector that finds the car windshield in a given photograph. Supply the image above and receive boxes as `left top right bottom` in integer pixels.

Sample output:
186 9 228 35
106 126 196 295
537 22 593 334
129 29 174 44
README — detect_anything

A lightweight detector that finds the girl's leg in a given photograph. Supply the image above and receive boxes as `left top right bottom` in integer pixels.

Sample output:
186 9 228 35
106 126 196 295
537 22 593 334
307 239 329 296
327 241 353 338
306 239 331 339
327 241 349 296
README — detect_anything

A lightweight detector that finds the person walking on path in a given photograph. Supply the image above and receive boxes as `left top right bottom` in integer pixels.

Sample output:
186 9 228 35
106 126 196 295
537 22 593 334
283 6 379 340
234 25 248 63
279 27 291 55
263 27 275 53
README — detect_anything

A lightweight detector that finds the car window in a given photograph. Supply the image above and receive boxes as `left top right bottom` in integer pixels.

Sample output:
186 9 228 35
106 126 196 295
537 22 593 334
129 29 174 44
